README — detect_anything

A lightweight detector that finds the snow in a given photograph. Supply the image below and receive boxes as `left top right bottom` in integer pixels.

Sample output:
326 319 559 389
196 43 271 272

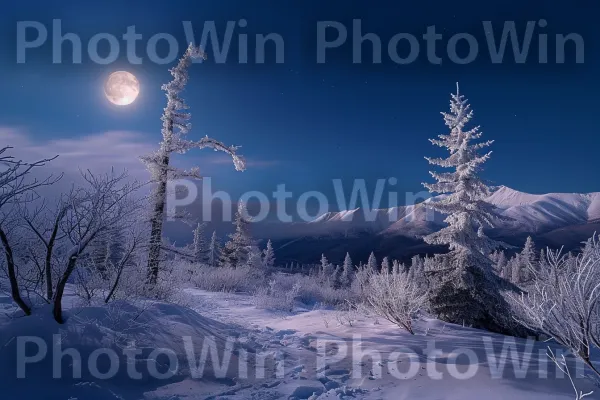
2 286 596 399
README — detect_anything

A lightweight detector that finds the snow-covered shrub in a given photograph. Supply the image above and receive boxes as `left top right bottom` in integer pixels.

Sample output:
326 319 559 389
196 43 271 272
191 264 263 293
350 264 372 301
253 279 301 312
263 272 353 307
296 275 353 307
75 257 193 307
509 235 600 378
364 268 427 334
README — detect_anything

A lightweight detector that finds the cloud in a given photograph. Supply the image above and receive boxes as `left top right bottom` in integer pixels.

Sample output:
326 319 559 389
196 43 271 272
0 127 279 185
0 128 154 182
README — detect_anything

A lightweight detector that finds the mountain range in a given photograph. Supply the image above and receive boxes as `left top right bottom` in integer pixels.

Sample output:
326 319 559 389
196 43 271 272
260 186 600 264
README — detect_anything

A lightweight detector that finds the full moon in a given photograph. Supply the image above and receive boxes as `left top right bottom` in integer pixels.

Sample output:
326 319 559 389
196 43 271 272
104 71 140 106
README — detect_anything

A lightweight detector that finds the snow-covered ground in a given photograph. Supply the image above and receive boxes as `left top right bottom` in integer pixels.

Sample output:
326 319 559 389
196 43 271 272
0 286 597 399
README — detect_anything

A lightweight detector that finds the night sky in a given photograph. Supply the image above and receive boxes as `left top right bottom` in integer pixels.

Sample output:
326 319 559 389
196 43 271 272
0 0 598 212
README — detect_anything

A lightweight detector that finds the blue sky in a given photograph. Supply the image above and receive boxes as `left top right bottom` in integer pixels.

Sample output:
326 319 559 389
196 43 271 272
0 0 598 211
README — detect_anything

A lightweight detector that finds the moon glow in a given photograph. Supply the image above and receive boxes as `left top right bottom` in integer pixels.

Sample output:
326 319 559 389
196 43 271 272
104 71 140 106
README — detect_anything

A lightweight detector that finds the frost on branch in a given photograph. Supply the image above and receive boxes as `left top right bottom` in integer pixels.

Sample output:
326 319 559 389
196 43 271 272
142 44 246 285
422 84 513 333
509 235 600 378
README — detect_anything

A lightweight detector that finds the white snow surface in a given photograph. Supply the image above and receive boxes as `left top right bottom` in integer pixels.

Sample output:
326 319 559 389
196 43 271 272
1 286 597 399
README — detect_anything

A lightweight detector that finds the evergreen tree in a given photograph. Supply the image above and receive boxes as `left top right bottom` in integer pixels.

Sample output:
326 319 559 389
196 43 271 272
519 236 536 282
207 231 221 268
246 246 263 269
381 256 391 273
502 259 514 283
340 252 353 287
495 250 507 277
320 254 334 279
509 256 522 285
392 260 401 274
221 202 253 267
262 239 275 269
192 223 207 263
422 84 510 332
367 252 378 271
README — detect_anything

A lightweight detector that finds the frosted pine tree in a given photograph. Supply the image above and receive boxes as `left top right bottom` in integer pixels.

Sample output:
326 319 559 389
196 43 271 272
141 44 246 284
518 236 536 282
392 260 402 274
320 254 334 279
510 256 522 285
191 223 207 263
207 231 221 268
220 202 253 267
381 257 391 273
495 250 508 277
262 239 275 269
422 84 510 332
367 252 378 272
340 252 353 287
246 246 263 269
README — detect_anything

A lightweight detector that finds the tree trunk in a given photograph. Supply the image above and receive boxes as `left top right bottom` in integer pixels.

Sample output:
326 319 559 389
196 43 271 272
45 222 60 300
146 152 170 285
0 227 31 315
53 256 78 324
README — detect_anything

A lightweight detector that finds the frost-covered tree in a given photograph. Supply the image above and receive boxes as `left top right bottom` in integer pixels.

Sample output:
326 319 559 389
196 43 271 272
510 235 600 378
141 44 246 284
262 239 275 269
207 231 221 268
518 236 536 282
422 84 510 331
320 254 329 270
392 259 402 274
367 252 378 272
509 256 522 285
319 254 335 280
381 257 391 273
246 246 263 270
340 252 353 287
220 202 253 267
0 146 59 315
191 223 207 263
494 250 507 277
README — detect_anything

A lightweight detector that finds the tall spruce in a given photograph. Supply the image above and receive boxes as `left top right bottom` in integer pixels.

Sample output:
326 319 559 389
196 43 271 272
422 84 509 332
221 202 253 267
262 239 275 269
207 231 221 268
192 223 207 263
341 252 353 287
367 252 378 272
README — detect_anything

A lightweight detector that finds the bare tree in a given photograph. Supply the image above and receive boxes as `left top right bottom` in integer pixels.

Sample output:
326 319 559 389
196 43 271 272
510 235 600 378
0 146 58 315
75 221 145 305
51 170 142 323
21 200 70 301
141 44 246 285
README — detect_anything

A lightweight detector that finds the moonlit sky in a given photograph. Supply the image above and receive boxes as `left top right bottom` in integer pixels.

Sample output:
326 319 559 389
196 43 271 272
0 0 598 210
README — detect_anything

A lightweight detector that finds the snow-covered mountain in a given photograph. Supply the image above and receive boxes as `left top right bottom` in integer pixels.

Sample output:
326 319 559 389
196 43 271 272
266 186 600 240
263 186 600 263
